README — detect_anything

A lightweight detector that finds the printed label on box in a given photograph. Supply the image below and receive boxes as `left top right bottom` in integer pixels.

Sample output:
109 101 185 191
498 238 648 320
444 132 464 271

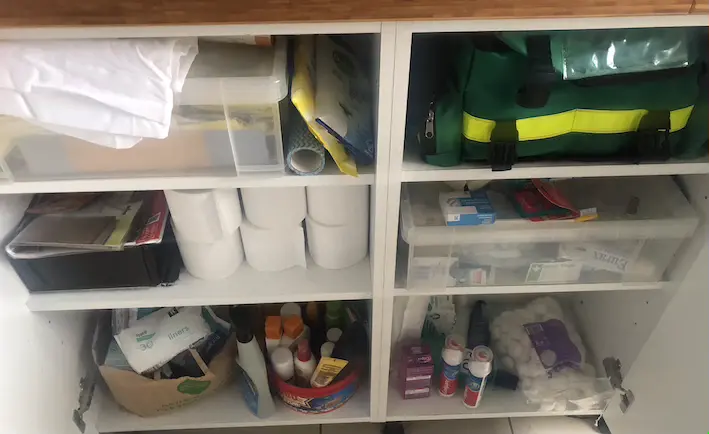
526 261 583 283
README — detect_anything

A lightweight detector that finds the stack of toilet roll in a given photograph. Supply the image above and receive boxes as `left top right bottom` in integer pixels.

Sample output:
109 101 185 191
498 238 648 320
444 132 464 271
305 185 369 269
165 189 244 280
240 187 307 271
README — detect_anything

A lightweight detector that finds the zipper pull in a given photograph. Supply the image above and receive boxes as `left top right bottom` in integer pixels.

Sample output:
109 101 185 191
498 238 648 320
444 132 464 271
424 101 436 139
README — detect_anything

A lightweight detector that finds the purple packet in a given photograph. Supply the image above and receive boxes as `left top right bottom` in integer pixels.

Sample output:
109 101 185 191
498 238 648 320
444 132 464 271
399 343 434 399
523 319 582 373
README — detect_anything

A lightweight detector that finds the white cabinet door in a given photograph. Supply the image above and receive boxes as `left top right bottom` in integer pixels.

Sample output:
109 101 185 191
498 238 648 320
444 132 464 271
603 236 709 434
0 195 97 434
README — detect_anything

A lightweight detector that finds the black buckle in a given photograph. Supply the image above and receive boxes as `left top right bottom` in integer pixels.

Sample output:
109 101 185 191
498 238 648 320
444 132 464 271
635 128 671 162
634 111 672 163
488 141 517 171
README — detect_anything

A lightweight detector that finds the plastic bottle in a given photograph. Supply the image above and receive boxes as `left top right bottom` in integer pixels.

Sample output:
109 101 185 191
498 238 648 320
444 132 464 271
466 301 490 348
326 327 343 343
270 347 294 383
280 302 302 318
282 315 305 348
462 301 491 383
463 345 494 409
294 340 317 387
320 341 335 358
439 335 464 397
325 301 343 330
306 301 326 358
230 306 275 418
265 316 282 355
331 306 369 381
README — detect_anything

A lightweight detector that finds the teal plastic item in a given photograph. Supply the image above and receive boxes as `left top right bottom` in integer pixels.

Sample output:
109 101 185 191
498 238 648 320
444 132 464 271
499 28 696 80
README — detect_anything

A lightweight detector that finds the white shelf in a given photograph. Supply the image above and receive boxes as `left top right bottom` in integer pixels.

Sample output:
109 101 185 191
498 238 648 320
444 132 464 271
386 387 603 421
401 153 709 183
394 281 668 296
26 257 372 311
98 384 371 432
0 163 374 195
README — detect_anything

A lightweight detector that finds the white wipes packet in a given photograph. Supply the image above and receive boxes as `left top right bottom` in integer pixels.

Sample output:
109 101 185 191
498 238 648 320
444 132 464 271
114 306 211 374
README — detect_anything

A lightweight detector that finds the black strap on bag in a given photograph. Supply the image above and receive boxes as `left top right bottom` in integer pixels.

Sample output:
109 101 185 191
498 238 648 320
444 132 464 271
633 110 672 162
488 120 518 171
516 35 557 109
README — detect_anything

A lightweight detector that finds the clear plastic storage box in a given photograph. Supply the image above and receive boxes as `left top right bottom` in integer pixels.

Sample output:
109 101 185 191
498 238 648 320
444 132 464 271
399 177 699 289
0 39 288 181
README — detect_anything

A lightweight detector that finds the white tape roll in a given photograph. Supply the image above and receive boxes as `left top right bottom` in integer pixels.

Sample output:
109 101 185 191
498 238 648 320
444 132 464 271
306 185 369 226
174 227 244 280
305 216 368 269
241 187 306 229
240 220 306 271
165 189 242 242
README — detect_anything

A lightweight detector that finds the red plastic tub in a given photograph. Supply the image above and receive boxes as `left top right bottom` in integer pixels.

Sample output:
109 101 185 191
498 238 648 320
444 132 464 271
272 370 359 414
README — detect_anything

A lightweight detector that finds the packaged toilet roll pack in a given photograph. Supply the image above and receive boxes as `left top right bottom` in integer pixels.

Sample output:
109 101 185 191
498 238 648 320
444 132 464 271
240 187 308 271
165 189 245 280
305 185 369 269
165 185 370 279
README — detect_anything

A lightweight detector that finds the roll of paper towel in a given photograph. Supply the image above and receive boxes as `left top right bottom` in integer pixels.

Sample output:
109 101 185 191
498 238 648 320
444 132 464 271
306 185 369 226
241 187 306 229
174 227 244 280
306 216 368 269
241 220 306 271
165 189 242 242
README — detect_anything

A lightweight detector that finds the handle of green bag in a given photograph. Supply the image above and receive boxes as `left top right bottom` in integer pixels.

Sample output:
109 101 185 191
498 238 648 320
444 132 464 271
516 35 557 109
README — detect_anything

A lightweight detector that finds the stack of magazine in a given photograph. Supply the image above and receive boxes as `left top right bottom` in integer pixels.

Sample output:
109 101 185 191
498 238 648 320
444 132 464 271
5 191 169 259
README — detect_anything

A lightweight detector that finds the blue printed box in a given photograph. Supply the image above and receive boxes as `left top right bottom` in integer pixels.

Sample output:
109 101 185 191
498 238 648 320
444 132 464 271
439 190 496 226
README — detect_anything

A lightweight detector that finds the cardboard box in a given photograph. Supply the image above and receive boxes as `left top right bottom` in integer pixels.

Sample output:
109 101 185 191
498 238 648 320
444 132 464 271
92 314 235 417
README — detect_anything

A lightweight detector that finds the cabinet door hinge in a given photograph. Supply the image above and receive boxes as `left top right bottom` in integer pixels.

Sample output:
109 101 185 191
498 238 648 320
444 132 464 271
604 357 635 413
73 370 97 433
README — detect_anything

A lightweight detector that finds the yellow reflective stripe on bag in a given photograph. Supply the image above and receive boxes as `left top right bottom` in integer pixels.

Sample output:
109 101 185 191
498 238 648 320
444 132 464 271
462 106 694 143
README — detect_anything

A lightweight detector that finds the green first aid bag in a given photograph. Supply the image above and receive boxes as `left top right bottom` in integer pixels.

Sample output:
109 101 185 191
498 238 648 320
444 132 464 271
420 30 708 170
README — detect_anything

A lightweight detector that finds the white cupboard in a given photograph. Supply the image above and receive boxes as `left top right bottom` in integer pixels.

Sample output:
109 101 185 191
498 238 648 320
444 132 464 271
0 15 706 434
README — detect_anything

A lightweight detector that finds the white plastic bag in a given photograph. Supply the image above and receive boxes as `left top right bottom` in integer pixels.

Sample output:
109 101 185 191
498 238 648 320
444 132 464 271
114 306 211 373
491 297 612 411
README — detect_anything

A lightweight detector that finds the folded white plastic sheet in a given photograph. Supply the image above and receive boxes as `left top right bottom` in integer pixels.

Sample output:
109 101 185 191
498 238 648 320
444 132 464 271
0 38 198 148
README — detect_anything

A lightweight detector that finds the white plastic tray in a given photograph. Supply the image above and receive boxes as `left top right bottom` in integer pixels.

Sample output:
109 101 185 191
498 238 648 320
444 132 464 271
400 176 699 246
180 38 288 106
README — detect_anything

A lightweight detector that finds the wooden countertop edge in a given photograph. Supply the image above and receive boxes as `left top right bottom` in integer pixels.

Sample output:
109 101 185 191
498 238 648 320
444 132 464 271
691 1 709 13
0 1 701 28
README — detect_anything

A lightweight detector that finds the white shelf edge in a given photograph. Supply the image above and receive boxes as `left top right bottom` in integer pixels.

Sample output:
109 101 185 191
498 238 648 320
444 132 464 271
402 14 709 33
393 281 668 296
385 408 603 422
0 22 382 40
386 387 604 422
26 258 373 312
98 384 371 432
0 165 375 195
401 157 709 183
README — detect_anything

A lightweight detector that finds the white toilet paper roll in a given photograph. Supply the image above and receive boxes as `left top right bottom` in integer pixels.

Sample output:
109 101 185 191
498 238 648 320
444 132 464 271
241 187 306 229
306 185 369 226
306 216 368 269
175 227 244 280
165 189 242 242
240 220 306 271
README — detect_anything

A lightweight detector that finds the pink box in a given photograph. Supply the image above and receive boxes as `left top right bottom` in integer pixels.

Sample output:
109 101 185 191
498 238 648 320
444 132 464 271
398 343 434 399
